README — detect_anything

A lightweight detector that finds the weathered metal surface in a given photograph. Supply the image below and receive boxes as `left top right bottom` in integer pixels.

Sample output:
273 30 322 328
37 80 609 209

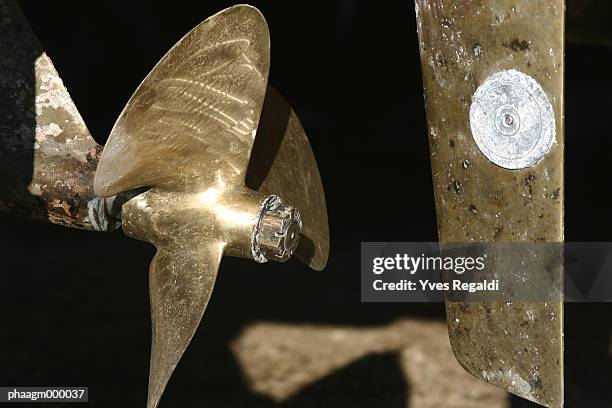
94 6 329 407
415 1 564 407
0 0 102 229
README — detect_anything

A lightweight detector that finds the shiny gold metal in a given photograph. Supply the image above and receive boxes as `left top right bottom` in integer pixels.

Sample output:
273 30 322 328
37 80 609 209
94 5 329 408
95 6 270 196
249 86 329 271
415 1 564 407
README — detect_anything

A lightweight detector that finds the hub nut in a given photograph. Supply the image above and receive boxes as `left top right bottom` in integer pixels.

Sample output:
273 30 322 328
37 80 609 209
252 195 302 263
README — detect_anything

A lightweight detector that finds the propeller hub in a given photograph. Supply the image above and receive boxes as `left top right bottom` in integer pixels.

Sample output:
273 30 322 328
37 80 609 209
252 195 302 263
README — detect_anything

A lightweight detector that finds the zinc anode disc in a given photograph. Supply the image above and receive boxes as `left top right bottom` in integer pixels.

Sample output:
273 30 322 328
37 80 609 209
469 70 555 170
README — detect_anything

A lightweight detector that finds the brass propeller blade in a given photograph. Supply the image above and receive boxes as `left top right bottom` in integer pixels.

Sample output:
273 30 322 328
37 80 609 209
95 5 270 195
94 5 328 408
147 240 226 408
121 186 259 408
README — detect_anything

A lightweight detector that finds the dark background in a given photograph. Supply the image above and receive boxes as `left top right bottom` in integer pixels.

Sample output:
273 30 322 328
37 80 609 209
1 1 611 407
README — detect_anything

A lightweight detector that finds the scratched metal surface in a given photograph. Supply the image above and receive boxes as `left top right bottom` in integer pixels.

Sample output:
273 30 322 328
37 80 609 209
415 1 564 407
0 0 101 229
94 6 270 197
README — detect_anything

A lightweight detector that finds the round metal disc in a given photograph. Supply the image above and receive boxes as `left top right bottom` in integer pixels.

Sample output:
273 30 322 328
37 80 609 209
469 69 555 170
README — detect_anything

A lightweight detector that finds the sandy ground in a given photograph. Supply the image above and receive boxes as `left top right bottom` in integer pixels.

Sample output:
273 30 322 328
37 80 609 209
230 319 508 408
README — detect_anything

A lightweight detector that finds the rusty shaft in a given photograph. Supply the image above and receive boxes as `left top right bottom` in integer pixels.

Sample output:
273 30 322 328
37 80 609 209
0 0 105 230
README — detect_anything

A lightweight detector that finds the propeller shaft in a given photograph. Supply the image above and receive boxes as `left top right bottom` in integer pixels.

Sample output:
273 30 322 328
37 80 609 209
121 187 302 264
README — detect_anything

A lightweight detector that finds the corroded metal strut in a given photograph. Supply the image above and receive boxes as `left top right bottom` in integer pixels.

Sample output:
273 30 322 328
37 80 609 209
0 0 102 229
415 1 564 407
